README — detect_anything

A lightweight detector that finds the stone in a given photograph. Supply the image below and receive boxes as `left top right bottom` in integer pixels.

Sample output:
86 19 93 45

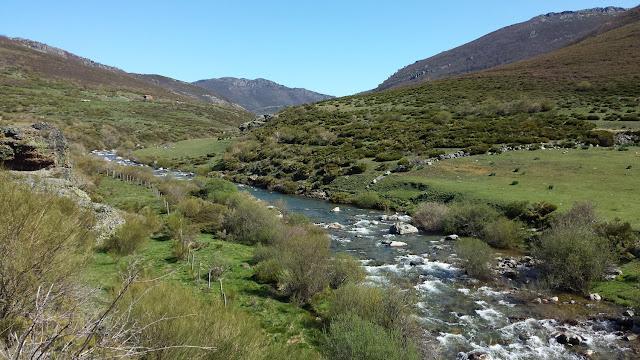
532 297 543 304
326 222 344 230
389 222 419 235
588 293 602 302
444 234 459 241
554 332 585 346
389 241 408 247
623 309 634 317
330 207 340 212
466 351 489 360
550 296 559 303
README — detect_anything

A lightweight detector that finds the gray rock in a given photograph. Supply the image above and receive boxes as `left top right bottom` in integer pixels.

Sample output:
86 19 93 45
588 293 602 302
389 222 419 235
444 234 460 241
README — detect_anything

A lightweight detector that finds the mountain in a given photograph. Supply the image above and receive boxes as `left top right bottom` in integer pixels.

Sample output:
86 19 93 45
133 74 241 108
223 6 640 202
0 36 251 149
375 6 627 91
193 77 333 114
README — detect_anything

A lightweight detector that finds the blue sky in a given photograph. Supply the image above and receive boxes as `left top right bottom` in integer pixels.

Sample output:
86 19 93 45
2 1 638 96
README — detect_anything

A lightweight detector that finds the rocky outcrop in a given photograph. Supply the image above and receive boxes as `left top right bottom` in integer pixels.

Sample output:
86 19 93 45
0 123 68 171
239 114 278 132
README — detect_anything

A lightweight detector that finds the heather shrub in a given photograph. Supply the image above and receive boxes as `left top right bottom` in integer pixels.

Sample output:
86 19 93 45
483 217 526 249
322 313 420 360
443 201 500 237
328 254 366 289
224 197 282 245
412 201 449 232
105 214 151 255
456 238 493 279
533 222 611 294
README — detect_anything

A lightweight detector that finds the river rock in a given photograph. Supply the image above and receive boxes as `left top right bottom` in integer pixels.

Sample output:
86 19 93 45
331 207 340 212
554 332 585 346
550 296 559 304
389 241 408 247
623 334 638 342
466 351 489 360
622 309 634 317
589 293 602 302
444 234 459 241
389 222 419 235
326 222 344 230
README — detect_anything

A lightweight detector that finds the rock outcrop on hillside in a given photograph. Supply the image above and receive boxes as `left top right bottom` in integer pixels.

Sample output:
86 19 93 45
3 123 125 244
0 123 69 171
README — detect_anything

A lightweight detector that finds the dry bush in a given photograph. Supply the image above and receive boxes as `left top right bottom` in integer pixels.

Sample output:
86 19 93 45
412 202 449 232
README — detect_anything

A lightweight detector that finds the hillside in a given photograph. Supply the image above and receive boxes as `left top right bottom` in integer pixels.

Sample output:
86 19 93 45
0 36 252 149
375 7 626 91
223 8 640 211
193 77 333 114
134 73 242 107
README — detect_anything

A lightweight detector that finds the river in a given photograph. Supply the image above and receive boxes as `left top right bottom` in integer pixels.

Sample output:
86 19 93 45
92 151 636 359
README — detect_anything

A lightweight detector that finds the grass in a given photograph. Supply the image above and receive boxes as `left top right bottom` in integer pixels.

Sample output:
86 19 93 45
592 260 640 308
95 176 164 212
86 235 321 349
85 175 321 353
371 147 640 227
132 137 231 170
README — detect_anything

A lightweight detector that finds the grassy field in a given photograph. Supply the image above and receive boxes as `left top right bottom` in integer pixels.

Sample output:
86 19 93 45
132 137 231 170
367 147 640 226
592 260 640 308
85 175 321 354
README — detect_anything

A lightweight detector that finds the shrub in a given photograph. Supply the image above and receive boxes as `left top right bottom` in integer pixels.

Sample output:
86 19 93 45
0 177 93 319
595 219 638 260
224 197 282 245
327 283 417 337
254 258 282 284
374 151 403 162
576 81 593 92
552 202 598 229
328 254 366 289
533 222 612 294
353 192 388 210
120 282 302 360
346 162 368 175
455 238 493 279
166 213 199 259
105 215 151 255
433 111 452 125
322 313 420 360
199 177 239 204
412 202 449 232
443 201 500 237
483 217 526 249
178 197 228 233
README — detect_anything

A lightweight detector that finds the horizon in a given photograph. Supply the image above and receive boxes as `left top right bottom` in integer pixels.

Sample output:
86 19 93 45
2 0 638 96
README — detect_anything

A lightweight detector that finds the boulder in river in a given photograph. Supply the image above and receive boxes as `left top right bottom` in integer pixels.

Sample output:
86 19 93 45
330 207 340 212
444 234 459 241
389 241 408 247
554 332 586 346
390 222 419 235
588 293 602 302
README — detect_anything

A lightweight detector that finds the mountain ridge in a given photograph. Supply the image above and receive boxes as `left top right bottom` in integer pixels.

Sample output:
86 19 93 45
374 6 628 91
193 77 333 114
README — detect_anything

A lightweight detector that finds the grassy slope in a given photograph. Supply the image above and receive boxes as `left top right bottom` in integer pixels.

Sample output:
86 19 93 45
0 37 252 149
132 138 232 170
86 176 321 353
368 147 640 226
223 14 640 222
592 261 640 308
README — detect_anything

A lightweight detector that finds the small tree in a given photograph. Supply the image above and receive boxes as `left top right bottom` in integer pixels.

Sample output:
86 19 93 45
483 217 526 249
412 202 449 232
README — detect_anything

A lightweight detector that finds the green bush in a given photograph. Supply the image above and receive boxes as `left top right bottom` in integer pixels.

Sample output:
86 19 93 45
121 282 307 360
254 258 282 284
533 222 612 294
224 197 282 245
322 313 420 360
105 215 151 255
374 152 403 162
178 197 228 233
327 283 417 337
455 238 493 279
353 192 388 210
483 217 526 249
595 219 638 260
443 201 500 237
412 202 449 232
328 254 366 289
